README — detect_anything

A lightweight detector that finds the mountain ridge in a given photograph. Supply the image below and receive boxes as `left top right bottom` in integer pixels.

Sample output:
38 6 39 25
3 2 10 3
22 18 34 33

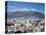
7 9 44 18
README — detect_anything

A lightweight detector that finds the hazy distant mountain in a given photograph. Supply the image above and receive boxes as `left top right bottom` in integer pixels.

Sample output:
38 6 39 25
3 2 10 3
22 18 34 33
7 9 44 18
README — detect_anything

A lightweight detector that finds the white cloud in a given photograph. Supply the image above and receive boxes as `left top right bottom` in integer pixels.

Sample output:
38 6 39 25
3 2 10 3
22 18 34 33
15 8 39 12
15 8 29 12
9 8 39 12
30 9 37 11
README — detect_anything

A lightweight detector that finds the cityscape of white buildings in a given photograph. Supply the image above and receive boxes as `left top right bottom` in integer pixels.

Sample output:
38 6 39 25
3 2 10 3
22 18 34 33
6 17 45 33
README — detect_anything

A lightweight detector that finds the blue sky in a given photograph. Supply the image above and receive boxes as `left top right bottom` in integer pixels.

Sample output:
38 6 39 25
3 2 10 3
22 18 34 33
7 1 45 14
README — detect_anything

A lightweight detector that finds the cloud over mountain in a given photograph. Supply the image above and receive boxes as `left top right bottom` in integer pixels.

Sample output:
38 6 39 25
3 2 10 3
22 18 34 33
15 8 39 12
